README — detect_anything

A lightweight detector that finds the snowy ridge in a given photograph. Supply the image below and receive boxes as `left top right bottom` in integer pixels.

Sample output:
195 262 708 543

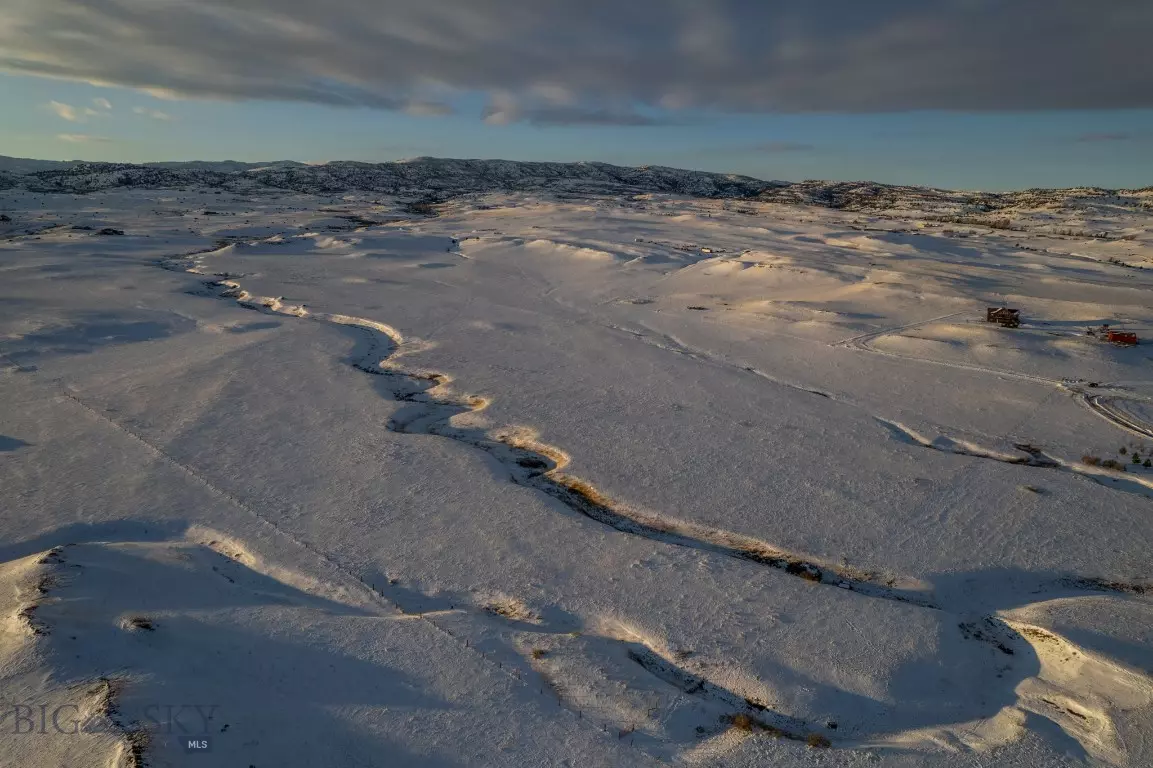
756 179 1153 214
4 155 782 199
3 154 1149 214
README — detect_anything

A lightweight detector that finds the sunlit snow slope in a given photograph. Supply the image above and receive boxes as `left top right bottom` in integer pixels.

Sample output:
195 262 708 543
1 176 1151 767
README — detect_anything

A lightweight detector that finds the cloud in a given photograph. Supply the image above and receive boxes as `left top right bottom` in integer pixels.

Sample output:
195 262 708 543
5 1 1152 123
92 97 112 110
522 107 678 127
402 100 454 117
56 133 112 143
482 98 676 126
750 141 816 152
1074 132 1132 143
46 100 104 121
133 106 173 120
47 100 79 121
142 87 183 101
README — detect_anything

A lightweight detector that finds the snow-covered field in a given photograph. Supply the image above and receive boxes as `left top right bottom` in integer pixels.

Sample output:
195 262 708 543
1 177 1152 767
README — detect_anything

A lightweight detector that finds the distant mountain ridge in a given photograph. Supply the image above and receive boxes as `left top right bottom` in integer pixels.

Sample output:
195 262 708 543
0 156 312 175
142 160 313 173
0 155 1148 213
0 156 782 200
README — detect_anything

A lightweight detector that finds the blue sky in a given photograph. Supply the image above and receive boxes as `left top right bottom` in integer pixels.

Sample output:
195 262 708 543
2 1 1151 190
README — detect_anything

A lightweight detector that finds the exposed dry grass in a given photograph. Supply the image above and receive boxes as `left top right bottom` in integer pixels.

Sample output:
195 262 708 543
124 616 155 631
1072 577 1149 596
484 597 537 623
729 713 755 731
785 561 823 582
17 604 47 635
723 711 834 747
404 200 439 217
37 547 66 565
555 475 614 509
723 712 789 739
923 214 1018 230
90 678 151 768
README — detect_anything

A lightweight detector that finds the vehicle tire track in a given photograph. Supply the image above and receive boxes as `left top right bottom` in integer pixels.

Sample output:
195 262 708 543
832 311 969 348
600 322 836 400
1082 394 1153 441
839 332 1060 388
834 311 1153 446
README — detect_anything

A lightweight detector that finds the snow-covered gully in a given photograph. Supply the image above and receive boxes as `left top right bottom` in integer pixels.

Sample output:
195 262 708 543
214 277 940 607
163 245 941 609
0 219 1117 763
879 417 1153 499
164 244 1147 618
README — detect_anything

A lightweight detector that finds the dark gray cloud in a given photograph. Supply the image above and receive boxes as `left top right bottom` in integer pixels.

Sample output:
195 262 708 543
3 1 1151 122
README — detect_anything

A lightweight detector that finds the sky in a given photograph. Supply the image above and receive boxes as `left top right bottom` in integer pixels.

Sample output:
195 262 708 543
1 0 1151 191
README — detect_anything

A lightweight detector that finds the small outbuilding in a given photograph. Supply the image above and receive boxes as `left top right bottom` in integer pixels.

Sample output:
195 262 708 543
986 307 1021 327
1087 324 1140 345
1106 330 1139 346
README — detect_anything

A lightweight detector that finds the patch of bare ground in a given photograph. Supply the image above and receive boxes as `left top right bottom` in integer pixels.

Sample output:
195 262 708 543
89 678 150 768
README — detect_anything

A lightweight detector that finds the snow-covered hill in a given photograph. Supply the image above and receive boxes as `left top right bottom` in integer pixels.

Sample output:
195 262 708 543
2 155 1149 217
2 155 782 198
2 165 1153 767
